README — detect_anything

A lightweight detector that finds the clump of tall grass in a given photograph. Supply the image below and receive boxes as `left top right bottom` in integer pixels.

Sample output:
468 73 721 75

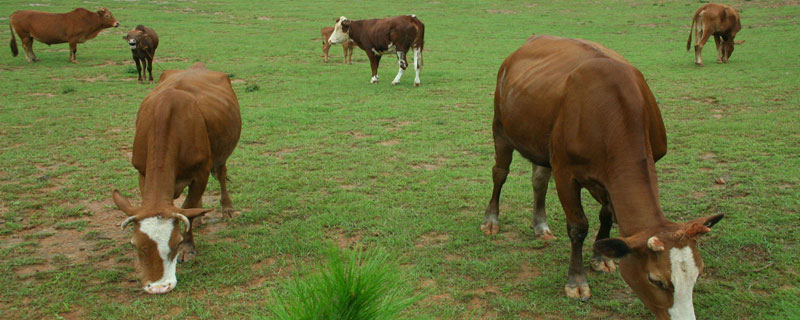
269 247 424 320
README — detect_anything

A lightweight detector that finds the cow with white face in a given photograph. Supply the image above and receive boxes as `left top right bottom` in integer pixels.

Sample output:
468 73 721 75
114 192 211 294
328 15 424 86
113 63 242 294
595 216 723 319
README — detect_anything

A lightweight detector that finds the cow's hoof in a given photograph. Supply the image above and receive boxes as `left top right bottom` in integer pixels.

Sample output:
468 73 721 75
591 257 616 273
413 82 420 87
391 81 399 85
32 58 40 63
70 60 78 64
480 221 500 235
695 62 704 67
222 207 235 219
565 285 591 301
177 243 196 263
534 229 557 241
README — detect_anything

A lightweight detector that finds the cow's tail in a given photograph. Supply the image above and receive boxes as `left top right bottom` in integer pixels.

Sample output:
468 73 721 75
411 15 424 67
9 21 18 57
686 10 699 51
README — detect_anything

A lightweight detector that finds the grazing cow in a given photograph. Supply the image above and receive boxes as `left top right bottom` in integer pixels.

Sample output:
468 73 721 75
687 3 741 66
112 62 241 294
321 26 355 64
9 8 120 63
481 35 723 319
328 15 424 86
123 25 159 84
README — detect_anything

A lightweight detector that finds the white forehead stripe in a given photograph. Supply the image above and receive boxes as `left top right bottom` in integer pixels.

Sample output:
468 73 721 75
668 246 699 320
139 217 179 288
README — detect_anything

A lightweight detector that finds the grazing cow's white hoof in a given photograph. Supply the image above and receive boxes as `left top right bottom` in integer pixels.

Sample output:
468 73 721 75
391 81 399 85
414 82 420 87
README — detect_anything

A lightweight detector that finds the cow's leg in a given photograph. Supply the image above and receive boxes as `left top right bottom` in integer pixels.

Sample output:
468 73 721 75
413 47 422 87
347 46 353 64
391 51 408 85
554 170 591 300
591 203 616 273
68 42 78 63
694 28 712 66
21 36 38 62
531 165 555 240
367 51 381 84
323 41 330 63
146 55 154 84
212 164 234 218
177 174 209 263
134 57 143 84
714 34 723 63
341 45 348 64
481 132 513 236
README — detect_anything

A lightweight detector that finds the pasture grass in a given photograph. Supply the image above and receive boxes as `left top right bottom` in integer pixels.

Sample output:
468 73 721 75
0 0 798 319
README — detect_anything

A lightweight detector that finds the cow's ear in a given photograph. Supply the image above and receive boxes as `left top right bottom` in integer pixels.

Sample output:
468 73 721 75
594 238 632 259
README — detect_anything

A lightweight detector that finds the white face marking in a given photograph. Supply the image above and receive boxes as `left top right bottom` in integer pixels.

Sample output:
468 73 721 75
668 246 699 320
328 16 350 44
139 217 179 293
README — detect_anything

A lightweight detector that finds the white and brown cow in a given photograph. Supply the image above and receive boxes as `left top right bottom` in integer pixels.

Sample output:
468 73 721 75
328 15 424 86
686 3 741 66
483 35 724 319
113 62 241 294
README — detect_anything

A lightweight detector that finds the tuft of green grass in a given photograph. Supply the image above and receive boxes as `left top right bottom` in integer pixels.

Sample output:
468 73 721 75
268 247 425 320
125 66 137 74
245 84 260 92
60 86 75 94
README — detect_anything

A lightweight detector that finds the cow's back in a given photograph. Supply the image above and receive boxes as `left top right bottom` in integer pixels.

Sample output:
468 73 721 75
147 63 242 164
10 9 94 44
495 35 665 166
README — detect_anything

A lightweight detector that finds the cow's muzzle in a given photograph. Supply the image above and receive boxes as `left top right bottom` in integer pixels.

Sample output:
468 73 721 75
114 21 120 28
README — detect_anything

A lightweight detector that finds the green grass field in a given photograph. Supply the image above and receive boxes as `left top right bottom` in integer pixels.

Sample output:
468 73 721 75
1 0 798 318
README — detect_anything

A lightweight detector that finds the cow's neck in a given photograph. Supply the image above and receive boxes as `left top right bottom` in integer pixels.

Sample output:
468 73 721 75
141 109 182 207
348 20 366 49
604 159 671 237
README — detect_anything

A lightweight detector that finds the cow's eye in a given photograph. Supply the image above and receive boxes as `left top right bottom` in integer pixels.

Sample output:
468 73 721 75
647 274 672 290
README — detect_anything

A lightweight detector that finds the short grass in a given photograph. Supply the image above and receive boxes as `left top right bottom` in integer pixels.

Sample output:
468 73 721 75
1 0 798 319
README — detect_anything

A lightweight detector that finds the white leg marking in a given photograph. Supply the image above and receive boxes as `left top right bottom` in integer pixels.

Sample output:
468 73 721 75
413 48 421 86
370 75 379 84
392 67 404 85
668 246 699 320
392 52 405 85
139 217 179 292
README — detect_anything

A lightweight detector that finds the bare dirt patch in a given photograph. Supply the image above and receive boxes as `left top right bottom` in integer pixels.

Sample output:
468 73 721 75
324 227 363 249
412 163 439 171
487 9 517 14
414 232 449 247
262 147 300 159
76 74 108 83
516 261 541 282
378 139 400 146
30 92 56 97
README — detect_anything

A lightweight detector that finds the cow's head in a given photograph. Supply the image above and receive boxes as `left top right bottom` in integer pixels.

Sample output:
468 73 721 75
328 16 351 44
112 190 211 294
123 28 148 51
97 7 120 28
721 34 739 63
594 214 724 319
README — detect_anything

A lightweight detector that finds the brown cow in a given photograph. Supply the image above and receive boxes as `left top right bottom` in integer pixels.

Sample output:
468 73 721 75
328 15 424 86
112 62 241 294
321 26 355 64
9 7 120 63
687 3 741 66
123 25 159 84
482 35 723 319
